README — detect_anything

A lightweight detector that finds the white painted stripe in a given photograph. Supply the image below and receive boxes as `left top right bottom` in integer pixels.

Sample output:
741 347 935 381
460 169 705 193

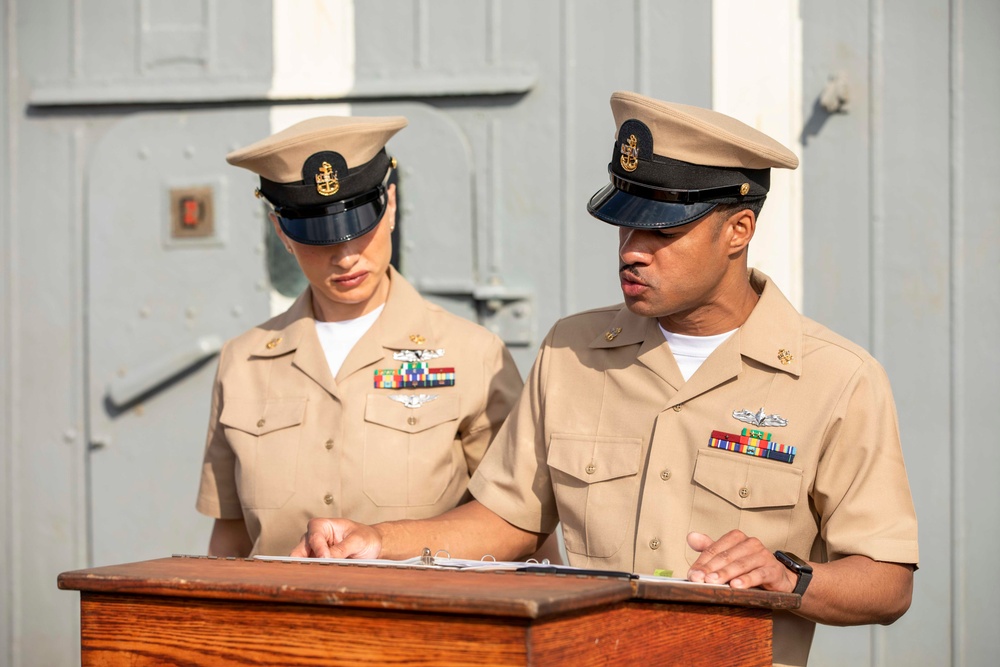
270 0 356 99
712 0 803 309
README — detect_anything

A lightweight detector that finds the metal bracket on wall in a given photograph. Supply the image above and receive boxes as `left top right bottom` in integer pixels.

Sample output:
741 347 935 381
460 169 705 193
106 335 223 409
819 72 850 114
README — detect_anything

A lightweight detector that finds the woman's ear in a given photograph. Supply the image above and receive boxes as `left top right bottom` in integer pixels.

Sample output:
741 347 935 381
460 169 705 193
269 212 294 253
386 183 397 232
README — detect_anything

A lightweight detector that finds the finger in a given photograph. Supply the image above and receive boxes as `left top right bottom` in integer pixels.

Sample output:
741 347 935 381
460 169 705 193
686 531 714 552
305 521 336 558
729 559 792 591
327 530 372 559
687 529 750 578
698 537 773 585
289 536 309 558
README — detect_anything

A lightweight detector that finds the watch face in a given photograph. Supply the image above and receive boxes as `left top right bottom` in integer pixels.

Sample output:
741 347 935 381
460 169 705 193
776 551 813 574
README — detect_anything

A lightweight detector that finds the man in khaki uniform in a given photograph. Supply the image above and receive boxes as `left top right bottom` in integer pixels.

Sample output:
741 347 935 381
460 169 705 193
292 93 919 666
196 115 523 557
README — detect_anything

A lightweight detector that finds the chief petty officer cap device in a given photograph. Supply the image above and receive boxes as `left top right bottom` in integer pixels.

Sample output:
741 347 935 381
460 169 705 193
587 91 799 229
227 115 408 245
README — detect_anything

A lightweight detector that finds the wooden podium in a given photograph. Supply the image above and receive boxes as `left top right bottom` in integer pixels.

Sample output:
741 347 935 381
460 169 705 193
58 556 799 666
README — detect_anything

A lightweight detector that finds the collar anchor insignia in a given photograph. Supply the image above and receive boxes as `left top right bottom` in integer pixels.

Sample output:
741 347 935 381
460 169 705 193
733 407 788 428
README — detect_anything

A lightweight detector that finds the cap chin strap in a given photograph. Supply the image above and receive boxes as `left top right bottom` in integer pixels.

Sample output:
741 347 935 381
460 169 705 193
610 171 750 204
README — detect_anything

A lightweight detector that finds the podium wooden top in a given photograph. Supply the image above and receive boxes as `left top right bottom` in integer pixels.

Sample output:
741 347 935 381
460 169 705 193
58 556 798 619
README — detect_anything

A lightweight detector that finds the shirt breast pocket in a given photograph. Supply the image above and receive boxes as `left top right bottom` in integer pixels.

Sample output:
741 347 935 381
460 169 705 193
547 434 644 559
219 397 306 510
686 448 803 565
363 394 462 507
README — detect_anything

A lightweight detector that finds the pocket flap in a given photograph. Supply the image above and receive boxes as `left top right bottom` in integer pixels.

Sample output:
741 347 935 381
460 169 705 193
547 434 643 483
365 394 460 434
219 397 307 436
693 449 802 509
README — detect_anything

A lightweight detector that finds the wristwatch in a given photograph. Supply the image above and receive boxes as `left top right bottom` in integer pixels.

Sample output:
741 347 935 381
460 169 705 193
774 551 813 596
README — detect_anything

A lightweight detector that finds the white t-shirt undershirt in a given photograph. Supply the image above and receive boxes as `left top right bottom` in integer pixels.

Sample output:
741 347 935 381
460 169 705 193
659 323 738 382
314 305 384 377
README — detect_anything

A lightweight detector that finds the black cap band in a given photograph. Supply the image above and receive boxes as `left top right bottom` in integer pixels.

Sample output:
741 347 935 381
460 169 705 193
260 163 394 245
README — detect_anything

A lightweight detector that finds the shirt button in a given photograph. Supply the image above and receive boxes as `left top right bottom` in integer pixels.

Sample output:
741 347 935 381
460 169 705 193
672 404 683 412
323 493 334 505
649 538 661 550
585 462 597 475
325 439 334 450
256 418 265 428
407 416 417 426
660 469 671 481
739 486 750 499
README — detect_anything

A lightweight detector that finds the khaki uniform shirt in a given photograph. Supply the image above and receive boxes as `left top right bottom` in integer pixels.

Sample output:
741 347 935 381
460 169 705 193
470 270 918 667
197 268 523 556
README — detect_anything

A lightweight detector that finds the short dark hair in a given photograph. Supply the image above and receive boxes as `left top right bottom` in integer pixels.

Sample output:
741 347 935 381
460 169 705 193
713 197 766 221
708 197 766 240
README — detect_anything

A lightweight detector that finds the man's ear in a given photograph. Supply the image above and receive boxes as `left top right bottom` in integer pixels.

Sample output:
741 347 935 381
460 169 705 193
727 208 756 254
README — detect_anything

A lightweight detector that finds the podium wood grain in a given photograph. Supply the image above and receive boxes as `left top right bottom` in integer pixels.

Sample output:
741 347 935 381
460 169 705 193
60 557 799 666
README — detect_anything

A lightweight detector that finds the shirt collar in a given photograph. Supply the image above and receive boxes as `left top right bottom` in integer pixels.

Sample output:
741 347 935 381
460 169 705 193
589 269 802 377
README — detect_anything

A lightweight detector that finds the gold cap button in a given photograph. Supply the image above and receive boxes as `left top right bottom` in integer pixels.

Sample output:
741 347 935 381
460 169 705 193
323 493 334 505
660 469 671 481
256 418 265 428
585 462 597 475
649 538 661 550
672 404 683 412
739 486 750 499
325 439 334 450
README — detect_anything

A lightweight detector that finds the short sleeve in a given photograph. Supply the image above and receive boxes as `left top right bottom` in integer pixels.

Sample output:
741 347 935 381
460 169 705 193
195 341 244 520
814 357 919 565
468 329 560 535
459 335 524 475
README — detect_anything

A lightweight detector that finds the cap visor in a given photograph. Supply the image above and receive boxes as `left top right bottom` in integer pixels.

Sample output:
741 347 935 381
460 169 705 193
278 194 387 245
587 183 718 229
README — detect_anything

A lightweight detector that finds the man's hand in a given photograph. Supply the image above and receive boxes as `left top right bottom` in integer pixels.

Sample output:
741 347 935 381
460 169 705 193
686 530 797 592
687 530 915 625
289 518 382 559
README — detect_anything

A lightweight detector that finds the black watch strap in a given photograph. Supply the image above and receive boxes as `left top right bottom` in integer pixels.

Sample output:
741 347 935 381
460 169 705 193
774 550 813 596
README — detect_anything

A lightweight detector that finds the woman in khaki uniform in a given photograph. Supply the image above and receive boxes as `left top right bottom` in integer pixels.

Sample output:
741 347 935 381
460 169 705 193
196 115 523 556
